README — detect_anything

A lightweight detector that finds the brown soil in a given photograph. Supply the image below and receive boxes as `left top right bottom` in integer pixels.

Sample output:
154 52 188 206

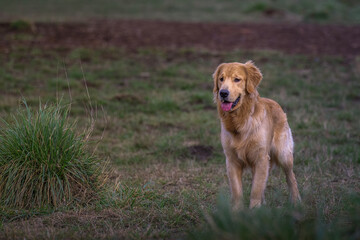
188 145 214 162
1 19 360 56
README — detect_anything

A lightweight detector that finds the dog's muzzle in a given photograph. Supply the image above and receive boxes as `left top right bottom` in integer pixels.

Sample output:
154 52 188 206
220 95 241 112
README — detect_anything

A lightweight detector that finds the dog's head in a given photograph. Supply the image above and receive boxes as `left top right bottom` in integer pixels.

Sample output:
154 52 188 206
213 61 262 112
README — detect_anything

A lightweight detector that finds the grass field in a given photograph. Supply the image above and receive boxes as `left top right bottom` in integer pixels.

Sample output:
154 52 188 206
0 1 359 238
0 46 359 238
1 0 360 24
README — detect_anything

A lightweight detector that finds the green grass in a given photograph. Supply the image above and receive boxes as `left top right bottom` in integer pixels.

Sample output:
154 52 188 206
0 0 360 24
0 100 104 208
0 47 359 238
190 194 360 240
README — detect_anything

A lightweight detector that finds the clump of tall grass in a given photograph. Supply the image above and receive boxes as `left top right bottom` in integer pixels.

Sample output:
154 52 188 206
0 100 104 208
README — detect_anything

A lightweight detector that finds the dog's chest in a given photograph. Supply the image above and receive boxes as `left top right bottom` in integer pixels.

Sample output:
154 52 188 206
222 122 268 166
229 134 252 164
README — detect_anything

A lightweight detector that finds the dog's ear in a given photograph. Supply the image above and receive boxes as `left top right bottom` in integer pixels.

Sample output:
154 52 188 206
212 63 225 94
245 61 262 94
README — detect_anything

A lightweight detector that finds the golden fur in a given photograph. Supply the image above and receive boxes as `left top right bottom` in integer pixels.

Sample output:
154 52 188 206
213 61 301 209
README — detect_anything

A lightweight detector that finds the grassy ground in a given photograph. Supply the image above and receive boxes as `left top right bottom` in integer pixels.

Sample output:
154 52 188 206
1 0 360 24
0 46 359 239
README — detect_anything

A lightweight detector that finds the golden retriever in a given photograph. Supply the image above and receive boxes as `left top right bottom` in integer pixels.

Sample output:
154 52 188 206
213 61 301 209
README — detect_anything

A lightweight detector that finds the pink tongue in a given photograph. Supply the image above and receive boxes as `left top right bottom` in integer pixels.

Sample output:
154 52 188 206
221 102 232 112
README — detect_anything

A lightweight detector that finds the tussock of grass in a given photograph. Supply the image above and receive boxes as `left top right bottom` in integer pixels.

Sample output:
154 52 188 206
0 100 104 208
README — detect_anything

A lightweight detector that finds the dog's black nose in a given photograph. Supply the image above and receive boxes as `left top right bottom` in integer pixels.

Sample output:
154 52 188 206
220 89 229 99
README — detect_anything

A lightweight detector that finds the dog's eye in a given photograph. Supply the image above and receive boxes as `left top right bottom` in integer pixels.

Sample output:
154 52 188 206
234 78 241 82
220 77 224 82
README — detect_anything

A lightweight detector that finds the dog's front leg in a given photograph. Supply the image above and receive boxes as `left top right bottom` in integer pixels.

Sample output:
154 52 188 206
226 157 243 210
250 155 270 208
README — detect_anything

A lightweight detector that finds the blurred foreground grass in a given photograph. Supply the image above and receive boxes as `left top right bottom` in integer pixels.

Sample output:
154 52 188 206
190 194 360 240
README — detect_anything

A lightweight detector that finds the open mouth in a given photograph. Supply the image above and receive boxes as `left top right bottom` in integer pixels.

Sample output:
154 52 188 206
220 96 241 112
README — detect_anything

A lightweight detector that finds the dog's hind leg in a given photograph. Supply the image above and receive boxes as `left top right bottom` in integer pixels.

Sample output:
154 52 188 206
275 127 301 204
281 155 301 204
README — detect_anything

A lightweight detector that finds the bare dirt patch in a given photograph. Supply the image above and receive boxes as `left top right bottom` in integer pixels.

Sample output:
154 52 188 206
1 20 360 56
188 145 214 162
